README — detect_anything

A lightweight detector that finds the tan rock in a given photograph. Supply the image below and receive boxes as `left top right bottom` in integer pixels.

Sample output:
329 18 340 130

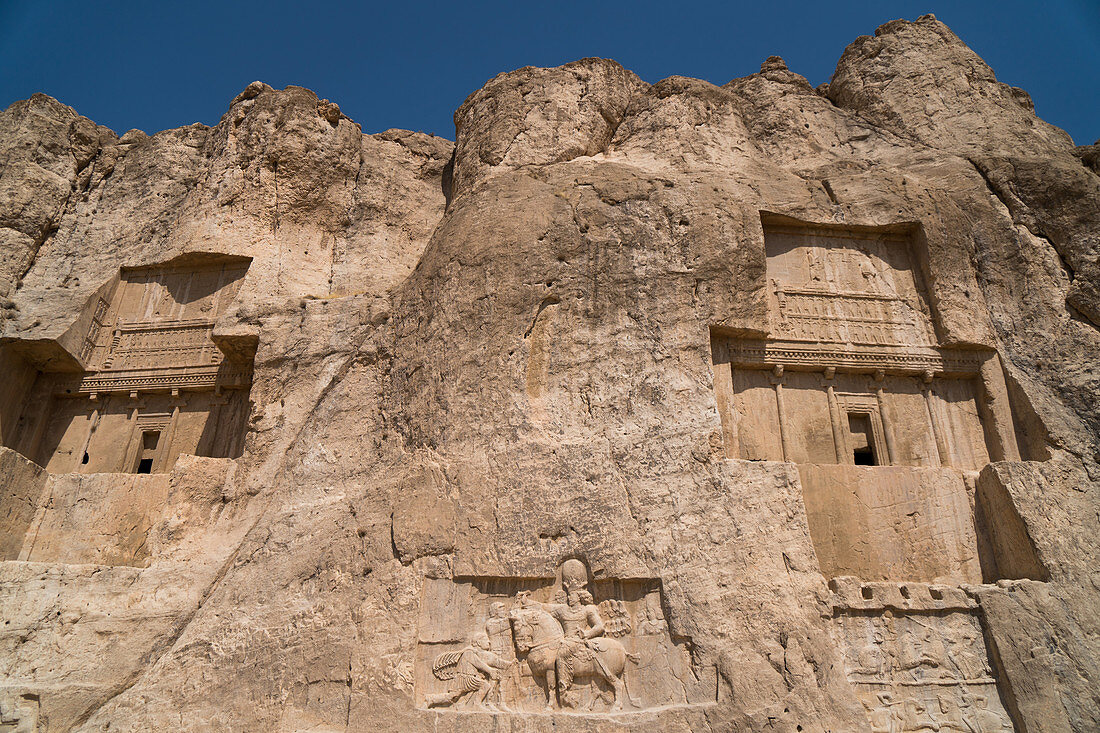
1 14 1098 733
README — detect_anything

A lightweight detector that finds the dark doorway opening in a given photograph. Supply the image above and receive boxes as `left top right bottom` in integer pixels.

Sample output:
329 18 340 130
848 413 878 466
134 430 161 474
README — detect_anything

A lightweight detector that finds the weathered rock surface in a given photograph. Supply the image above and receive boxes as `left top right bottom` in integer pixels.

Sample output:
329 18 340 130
1 13 1097 732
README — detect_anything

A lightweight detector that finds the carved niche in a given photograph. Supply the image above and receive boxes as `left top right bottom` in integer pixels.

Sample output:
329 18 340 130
5 254 253 474
710 216 1033 584
829 578 1014 732
414 559 716 714
712 217 1018 471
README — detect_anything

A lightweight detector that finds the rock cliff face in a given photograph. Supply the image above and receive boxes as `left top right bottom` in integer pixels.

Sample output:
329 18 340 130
1 14 1098 732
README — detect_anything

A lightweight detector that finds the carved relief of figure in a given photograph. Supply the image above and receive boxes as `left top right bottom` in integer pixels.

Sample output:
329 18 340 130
510 570 639 711
865 691 903 733
521 588 620 707
483 602 515 711
837 610 1007 732
426 633 512 711
881 616 964 686
852 629 889 678
633 595 666 635
916 623 948 679
807 249 828 285
946 627 991 681
901 696 941 732
484 602 513 656
420 559 661 714
935 697 968 733
896 621 926 682
553 589 608 669
859 255 881 292
961 694 1012 733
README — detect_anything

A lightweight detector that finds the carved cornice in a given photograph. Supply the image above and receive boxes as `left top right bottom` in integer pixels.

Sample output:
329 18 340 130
726 339 989 376
51 364 252 395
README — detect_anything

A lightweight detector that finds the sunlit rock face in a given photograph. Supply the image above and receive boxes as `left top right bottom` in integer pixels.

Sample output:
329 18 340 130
1 13 1098 732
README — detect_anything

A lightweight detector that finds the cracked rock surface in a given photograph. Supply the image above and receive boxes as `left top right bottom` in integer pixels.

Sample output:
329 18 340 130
1 14 1098 732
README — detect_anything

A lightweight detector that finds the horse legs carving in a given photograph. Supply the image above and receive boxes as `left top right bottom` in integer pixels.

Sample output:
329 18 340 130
543 666 557 710
511 603 643 712
594 649 641 711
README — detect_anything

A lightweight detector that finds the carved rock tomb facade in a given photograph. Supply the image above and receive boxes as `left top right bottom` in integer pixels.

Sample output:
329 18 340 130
0 13 1098 733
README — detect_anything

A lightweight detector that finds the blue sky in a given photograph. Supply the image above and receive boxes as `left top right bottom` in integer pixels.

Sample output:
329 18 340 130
1 1 1097 145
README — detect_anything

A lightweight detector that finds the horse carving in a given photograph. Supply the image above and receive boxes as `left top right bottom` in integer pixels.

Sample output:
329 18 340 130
510 591 639 711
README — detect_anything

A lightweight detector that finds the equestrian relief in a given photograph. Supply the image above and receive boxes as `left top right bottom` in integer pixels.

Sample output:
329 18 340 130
415 559 716 714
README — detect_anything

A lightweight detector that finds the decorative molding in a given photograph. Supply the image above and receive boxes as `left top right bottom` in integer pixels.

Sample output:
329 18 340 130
54 365 252 395
726 339 989 376
828 579 1013 731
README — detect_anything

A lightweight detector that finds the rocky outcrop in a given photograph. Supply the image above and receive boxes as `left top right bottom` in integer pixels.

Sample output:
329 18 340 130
0 95 113 301
1 14 1097 733
827 15 1100 327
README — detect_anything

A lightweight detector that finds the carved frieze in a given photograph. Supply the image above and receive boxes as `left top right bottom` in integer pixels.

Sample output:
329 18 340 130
726 339 990 377
415 560 715 714
102 319 220 370
765 224 938 349
773 283 935 347
829 578 1014 732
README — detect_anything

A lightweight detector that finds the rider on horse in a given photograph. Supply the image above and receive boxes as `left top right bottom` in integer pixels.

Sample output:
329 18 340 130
522 589 614 687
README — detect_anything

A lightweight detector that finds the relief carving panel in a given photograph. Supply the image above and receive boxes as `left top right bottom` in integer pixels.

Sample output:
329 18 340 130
83 257 251 386
415 560 715 714
765 225 937 348
829 578 1014 732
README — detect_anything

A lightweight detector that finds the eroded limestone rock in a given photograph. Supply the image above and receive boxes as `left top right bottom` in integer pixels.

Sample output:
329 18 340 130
0 14 1097 733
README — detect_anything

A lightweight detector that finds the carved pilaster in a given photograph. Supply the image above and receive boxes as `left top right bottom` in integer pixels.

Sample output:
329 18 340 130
769 364 791 462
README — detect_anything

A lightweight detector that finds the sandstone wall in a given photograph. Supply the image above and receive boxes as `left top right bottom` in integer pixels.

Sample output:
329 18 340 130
0 13 1097 733
0 447 47 559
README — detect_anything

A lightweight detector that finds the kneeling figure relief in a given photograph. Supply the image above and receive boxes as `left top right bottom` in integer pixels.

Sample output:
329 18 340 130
415 559 715 713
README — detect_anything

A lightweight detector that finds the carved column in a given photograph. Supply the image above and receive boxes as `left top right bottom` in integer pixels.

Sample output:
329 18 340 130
770 364 791 462
120 391 143 472
159 388 186 473
872 370 897 466
921 370 950 467
76 393 102 474
204 386 234 457
823 367 846 464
